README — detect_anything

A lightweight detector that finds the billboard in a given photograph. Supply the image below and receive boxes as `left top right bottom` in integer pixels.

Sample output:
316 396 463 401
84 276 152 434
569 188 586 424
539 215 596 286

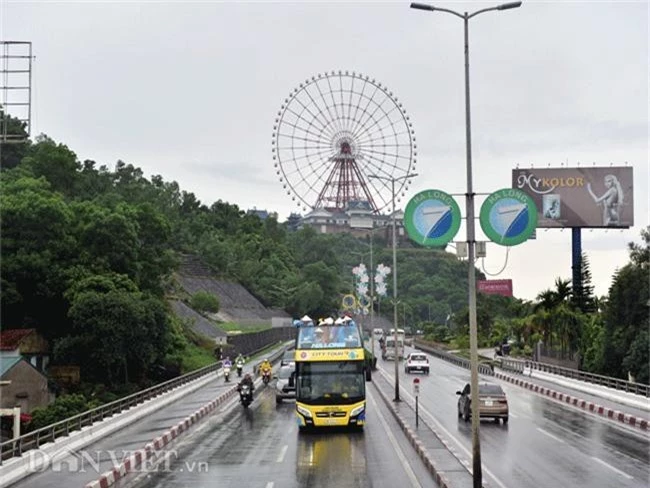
512 167 634 228
477 279 513 297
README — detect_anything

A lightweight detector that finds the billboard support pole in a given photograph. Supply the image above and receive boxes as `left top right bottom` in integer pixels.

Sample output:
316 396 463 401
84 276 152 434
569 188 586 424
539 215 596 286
571 228 582 299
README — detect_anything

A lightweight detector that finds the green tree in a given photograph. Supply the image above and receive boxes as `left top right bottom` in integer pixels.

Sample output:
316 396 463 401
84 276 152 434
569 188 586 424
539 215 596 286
190 291 220 313
572 252 596 313
602 227 649 382
60 274 171 385
0 108 30 168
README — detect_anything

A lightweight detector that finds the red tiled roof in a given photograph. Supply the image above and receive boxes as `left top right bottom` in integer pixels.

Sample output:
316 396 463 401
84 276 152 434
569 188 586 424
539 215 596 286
0 329 35 351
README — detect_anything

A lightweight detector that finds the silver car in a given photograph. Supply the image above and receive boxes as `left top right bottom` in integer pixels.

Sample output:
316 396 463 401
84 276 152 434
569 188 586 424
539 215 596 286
275 365 296 403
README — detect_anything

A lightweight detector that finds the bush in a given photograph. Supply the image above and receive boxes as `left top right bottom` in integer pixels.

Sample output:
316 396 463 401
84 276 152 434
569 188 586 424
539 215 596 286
189 291 220 314
29 394 95 430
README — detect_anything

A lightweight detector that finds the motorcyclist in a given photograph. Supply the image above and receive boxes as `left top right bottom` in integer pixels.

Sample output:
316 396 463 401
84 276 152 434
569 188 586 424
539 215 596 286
235 354 245 377
223 356 232 368
237 373 255 400
260 358 272 375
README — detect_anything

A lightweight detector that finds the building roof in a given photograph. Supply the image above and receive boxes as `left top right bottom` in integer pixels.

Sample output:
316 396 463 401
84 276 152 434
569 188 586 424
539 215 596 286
0 354 22 377
0 328 35 351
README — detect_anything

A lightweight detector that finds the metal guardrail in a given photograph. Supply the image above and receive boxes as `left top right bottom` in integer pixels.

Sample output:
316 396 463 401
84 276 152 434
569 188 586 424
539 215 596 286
0 360 223 464
0 340 292 464
497 357 649 397
413 340 494 376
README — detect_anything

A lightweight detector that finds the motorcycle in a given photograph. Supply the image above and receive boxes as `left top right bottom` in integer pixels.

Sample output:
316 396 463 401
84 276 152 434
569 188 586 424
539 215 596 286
239 384 253 408
261 369 271 385
236 361 244 378
223 365 231 383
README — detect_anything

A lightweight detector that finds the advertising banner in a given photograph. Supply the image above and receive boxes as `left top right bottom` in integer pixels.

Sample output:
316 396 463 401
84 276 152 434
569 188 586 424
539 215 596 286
296 348 365 361
512 167 634 228
477 279 513 297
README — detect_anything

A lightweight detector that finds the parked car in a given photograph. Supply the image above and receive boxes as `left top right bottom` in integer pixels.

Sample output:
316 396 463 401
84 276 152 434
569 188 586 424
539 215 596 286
281 350 295 368
275 365 296 403
456 382 508 423
404 352 429 374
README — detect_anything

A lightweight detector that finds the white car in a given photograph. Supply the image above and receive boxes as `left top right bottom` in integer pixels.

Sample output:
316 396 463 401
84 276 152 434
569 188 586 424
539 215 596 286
405 352 430 374
275 365 296 403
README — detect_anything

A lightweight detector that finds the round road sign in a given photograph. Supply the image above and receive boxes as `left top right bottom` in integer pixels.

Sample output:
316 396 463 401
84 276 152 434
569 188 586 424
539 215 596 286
404 189 461 247
479 188 537 246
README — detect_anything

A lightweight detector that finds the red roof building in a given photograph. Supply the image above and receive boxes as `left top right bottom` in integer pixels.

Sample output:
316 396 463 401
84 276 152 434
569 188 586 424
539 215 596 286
0 329 49 372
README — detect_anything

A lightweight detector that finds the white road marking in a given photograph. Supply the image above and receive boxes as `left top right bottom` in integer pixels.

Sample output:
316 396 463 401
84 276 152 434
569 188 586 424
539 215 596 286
265 482 274 488
591 456 633 480
378 368 509 488
276 444 288 463
367 390 423 488
536 428 565 444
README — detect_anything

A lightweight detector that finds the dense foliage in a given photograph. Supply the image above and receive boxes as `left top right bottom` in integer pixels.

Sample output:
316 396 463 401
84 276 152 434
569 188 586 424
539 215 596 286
2 123 648 398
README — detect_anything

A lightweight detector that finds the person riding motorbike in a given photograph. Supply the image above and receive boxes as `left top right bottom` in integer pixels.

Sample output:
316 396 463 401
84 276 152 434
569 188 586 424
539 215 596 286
222 356 232 382
237 373 255 400
260 358 272 375
235 354 245 377
260 358 272 384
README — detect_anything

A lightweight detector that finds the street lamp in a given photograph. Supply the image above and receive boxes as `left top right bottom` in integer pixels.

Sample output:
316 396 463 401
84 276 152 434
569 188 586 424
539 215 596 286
410 2 522 486
368 172 418 402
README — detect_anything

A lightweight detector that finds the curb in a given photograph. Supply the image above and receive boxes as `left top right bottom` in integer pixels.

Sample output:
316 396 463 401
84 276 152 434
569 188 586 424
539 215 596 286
84 386 239 488
371 379 456 488
494 371 649 432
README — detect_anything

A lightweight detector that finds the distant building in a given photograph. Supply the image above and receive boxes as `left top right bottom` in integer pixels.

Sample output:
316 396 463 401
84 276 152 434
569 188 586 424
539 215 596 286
0 353 51 413
247 208 278 221
297 200 408 244
0 328 49 372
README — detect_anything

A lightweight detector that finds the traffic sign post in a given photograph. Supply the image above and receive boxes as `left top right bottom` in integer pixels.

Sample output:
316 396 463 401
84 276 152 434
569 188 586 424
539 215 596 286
413 378 420 428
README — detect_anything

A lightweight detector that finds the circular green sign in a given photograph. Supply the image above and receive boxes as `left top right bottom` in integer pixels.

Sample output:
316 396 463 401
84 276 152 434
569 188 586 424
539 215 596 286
480 188 537 246
404 189 461 247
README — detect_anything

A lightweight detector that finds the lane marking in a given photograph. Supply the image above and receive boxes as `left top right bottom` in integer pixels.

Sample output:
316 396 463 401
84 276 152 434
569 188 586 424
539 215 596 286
590 456 633 480
367 390 423 488
265 482 274 488
276 444 288 463
378 368 509 488
536 428 565 444
508 411 518 419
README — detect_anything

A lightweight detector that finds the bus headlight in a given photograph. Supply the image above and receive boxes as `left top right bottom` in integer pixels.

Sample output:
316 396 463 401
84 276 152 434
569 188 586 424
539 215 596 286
297 405 312 418
350 405 365 418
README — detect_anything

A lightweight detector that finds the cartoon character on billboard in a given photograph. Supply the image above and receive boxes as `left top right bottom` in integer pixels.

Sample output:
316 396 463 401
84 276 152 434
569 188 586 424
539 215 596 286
587 174 624 226
542 194 561 220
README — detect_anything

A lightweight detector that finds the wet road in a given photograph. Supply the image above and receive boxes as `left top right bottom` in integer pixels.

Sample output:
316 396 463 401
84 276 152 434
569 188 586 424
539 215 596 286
128 382 437 488
12 348 287 488
378 345 650 488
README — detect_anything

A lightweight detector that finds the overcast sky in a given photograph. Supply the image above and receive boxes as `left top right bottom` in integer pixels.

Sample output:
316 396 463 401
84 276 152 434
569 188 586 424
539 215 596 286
2 1 648 301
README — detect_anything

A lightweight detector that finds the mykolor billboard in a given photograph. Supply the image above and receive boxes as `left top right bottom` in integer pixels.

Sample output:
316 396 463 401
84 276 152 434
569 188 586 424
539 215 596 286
512 167 634 228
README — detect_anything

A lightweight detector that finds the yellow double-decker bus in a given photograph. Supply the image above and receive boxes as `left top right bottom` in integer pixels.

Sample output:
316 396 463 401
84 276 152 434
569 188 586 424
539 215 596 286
294 319 371 431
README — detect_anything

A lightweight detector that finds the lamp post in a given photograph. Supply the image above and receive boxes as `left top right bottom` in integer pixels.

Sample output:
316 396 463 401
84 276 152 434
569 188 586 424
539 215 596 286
369 172 418 402
410 2 522 486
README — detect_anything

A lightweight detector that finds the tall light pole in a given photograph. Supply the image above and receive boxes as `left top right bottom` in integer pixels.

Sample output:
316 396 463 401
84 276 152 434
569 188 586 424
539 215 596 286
369 172 418 402
410 2 522 486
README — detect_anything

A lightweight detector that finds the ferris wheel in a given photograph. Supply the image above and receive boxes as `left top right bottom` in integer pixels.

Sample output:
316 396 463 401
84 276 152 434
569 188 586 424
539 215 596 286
272 70 417 214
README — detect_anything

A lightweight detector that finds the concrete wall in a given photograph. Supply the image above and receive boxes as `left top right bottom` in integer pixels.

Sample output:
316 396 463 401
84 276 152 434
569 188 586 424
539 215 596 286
228 327 295 357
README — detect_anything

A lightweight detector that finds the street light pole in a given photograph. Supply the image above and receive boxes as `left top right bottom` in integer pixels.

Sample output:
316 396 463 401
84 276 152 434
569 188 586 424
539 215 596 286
369 172 418 402
409 2 522 487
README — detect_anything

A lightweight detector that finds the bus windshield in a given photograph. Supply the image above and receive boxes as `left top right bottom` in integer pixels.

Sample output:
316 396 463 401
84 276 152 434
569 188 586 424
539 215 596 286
297 324 361 349
296 361 365 405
